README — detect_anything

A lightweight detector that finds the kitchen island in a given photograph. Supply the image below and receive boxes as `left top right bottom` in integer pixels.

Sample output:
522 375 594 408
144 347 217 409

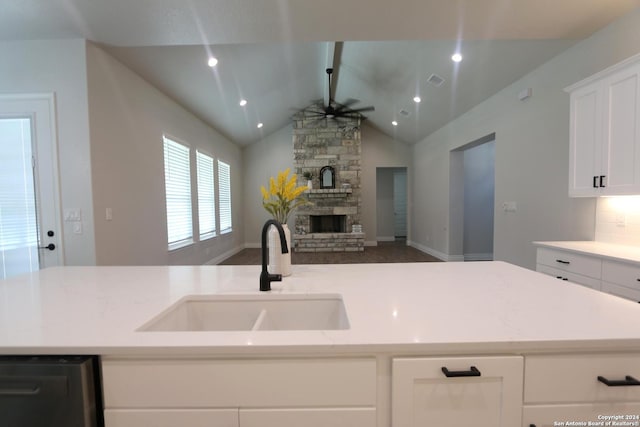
2 261 640 426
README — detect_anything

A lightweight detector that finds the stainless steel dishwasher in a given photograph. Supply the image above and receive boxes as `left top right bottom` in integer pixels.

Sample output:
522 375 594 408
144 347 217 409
0 355 102 427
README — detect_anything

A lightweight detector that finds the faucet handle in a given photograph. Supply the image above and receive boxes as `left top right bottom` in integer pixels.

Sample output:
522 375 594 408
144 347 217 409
269 273 282 282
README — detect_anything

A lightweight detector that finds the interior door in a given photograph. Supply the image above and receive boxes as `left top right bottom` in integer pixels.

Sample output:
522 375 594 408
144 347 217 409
393 169 407 238
0 94 62 279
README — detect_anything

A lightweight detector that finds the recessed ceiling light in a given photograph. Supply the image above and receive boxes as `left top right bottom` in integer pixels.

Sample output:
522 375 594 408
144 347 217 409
413 96 421 103
452 53 463 63
207 57 218 67
257 123 264 129
392 120 398 126
239 99 247 107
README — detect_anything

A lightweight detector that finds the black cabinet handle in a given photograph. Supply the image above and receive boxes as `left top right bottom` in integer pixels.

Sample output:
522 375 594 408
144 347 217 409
38 243 55 251
597 375 640 387
555 259 570 265
599 175 606 188
441 366 481 377
593 176 598 188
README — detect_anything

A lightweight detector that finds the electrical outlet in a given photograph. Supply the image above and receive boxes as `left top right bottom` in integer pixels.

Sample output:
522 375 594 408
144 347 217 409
502 201 517 213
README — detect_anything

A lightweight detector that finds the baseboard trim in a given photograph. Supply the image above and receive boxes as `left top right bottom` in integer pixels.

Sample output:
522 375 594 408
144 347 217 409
377 236 395 242
464 253 493 261
407 240 464 262
206 245 246 265
365 240 378 247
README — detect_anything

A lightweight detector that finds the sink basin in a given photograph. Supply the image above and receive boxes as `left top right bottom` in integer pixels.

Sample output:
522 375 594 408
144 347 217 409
138 294 350 331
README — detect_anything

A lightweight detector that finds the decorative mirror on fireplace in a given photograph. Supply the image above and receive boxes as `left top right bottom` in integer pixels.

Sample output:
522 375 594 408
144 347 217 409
320 166 335 189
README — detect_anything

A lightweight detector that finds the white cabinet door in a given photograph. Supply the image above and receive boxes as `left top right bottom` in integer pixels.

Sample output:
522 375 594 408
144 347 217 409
568 59 640 197
569 82 603 197
602 64 640 195
392 356 523 427
523 403 640 427
104 409 238 427
240 408 376 427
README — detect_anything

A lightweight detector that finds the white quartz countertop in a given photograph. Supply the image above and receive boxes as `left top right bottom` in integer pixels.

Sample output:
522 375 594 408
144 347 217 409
534 240 640 264
2 261 640 356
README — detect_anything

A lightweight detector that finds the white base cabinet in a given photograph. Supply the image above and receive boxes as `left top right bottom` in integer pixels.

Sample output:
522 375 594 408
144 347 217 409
102 357 377 427
392 356 523 427
536 246 640 302
523 354 640 427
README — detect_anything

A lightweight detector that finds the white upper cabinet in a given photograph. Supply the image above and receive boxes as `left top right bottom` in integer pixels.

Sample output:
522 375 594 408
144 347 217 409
567 55 640 197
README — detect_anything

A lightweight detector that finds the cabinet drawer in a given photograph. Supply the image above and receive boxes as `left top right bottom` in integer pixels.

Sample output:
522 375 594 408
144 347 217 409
103 358 376 408
240 408 376 427
536 248 601 278
523 402 640 427
601 281 640 303
603 260 640 289
537 264 601 290
105 409 238 427
525 354 640 403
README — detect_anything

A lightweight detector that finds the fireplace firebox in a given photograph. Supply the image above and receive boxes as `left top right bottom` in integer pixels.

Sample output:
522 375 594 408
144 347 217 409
310 215 346 233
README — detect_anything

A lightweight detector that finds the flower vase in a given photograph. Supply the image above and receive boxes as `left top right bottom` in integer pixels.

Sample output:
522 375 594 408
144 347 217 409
268 223 292 276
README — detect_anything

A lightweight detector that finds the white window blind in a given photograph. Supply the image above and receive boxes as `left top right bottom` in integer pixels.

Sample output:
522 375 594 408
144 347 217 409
196 150 216 239
163 136 193 249
218 160 232 233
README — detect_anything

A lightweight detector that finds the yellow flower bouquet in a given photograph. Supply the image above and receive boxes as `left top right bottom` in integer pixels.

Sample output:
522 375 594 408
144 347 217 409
260 168 310 224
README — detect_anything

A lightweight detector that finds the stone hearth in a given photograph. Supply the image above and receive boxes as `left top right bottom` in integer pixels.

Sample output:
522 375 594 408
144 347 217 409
293 112 364 252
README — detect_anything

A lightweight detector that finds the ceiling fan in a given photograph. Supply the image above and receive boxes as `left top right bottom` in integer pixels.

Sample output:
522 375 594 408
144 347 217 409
301 68 375 121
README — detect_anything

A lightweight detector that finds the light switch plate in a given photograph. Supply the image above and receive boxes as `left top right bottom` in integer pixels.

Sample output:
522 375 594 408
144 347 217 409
64 208 82 222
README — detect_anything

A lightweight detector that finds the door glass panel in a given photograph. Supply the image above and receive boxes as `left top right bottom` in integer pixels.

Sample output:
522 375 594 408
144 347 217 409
0 117 39 279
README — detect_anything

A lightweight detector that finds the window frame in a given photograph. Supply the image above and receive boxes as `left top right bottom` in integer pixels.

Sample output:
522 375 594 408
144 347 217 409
196 149 217 241
162 135 194 251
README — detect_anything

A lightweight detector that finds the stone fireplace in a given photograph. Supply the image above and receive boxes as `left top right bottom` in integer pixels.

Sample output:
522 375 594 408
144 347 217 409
292 112 364 252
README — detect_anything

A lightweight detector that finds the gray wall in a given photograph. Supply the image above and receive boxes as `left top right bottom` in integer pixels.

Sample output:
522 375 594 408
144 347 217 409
86 43 244 265
410 9 640 268
463 140 495 259
243 122 411 246
0 39 96 266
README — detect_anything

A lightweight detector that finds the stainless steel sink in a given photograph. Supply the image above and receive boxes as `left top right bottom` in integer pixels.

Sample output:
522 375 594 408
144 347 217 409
138 293 350 331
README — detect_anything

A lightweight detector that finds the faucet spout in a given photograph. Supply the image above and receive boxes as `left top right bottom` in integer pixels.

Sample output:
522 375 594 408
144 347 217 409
260 219 289 291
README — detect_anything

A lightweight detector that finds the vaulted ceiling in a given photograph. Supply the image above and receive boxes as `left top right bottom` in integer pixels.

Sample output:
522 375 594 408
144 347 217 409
2 0 639 145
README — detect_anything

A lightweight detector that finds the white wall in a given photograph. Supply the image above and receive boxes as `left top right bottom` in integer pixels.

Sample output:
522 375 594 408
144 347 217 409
411 10 640 268
242 125 294 247
243 122 411 246
86 43 243 265
0 39 96 266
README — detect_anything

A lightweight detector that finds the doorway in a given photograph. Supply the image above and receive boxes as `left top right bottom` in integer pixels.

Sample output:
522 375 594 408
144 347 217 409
376 167 408 241
450 134 495 261
0 94 62 279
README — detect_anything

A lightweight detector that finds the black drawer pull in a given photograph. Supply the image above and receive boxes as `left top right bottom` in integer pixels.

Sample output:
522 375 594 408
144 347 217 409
597 375 640 387
600 175 606 188
593 176 598 188
441 366 481 377
555 259 570 265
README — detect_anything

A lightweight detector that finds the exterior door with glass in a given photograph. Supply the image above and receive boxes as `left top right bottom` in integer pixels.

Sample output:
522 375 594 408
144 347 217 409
0 94 62 279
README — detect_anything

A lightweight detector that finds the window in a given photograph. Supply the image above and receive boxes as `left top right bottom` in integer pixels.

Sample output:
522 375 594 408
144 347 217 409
163 136 193 249
196 150 216 239
218 160 232 233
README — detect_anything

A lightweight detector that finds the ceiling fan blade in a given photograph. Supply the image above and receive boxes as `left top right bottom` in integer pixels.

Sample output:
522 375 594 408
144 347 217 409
347 106 375 113
334 98 360 112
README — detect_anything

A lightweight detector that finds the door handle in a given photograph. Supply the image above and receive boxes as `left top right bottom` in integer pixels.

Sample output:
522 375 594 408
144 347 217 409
39 243 56 251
